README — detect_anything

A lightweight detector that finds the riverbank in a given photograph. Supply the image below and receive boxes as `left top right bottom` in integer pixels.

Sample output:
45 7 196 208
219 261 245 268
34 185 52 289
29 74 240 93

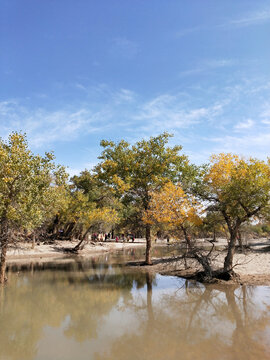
5 237 270 285
138 237 270 286
149 251 270 286
6 239 146 264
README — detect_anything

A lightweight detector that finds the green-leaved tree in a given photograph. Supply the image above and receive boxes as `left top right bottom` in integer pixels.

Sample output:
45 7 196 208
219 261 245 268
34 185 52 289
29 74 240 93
94 132 191 264
0 132 68 283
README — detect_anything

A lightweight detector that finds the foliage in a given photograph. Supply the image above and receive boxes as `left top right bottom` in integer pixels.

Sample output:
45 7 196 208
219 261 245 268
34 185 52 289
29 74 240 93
143 181 202 232
94 132 191 263
0 132 68 231
197 153 270 272
0 132 68 282
56 171 120 241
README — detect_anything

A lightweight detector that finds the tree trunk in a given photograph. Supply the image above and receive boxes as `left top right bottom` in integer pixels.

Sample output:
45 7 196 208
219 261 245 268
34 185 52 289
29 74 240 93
72 226 92 252
213 228 217 242
0 240 8 284
0 217 9 284
181 225 213 279
64 222 75 237
145 224 152 265
224 228 238 272
237 230 243 252
31 233 36 249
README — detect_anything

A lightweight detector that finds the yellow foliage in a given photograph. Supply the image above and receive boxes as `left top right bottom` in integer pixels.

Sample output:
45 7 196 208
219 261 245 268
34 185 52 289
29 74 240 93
202 153 270 226
143 182 202 230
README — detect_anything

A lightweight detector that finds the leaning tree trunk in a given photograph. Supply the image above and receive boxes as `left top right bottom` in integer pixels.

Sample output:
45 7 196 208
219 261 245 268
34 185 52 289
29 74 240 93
72 225 92 252
224 228 238 273
181 225 213 279
145 223 152 265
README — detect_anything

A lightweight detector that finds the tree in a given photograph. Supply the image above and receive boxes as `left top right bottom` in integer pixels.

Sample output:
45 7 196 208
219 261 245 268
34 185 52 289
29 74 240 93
94 133 190 264
143 181 202 236
198 153 270 276
143 182 216 277
0 132 67 283
56 170 120 248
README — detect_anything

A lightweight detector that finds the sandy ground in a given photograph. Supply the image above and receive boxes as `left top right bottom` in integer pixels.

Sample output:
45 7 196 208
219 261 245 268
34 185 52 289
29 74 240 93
5 237 270 285
145 237 270 286
6 239 146 264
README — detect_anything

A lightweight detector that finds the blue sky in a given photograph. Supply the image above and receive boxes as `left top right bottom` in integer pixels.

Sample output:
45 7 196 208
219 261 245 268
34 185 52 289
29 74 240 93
1 0 270 175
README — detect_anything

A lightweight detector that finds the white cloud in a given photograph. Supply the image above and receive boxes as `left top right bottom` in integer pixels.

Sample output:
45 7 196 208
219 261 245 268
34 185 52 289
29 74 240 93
234 119 254 131
1 77 270 167
179 58 236 77
204 59 236 68
207 131 270 160
0 101 112 147
133 93 227 135
261 106 270 122
228 8 270 27
113 89 136 104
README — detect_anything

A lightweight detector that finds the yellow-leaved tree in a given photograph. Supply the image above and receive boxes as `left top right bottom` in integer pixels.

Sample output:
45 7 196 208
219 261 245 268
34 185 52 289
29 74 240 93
143 182 217 277
143 181 202 239
200 153 270 276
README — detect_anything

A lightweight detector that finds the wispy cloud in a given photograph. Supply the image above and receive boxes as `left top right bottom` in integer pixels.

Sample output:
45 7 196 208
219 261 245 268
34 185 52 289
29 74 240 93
175 26 201 38
133 93 227 135
110 37 139 59
260 105 270 123
113 89 136 104
228 8 270 27
0 100 112 147
208 131 270 160
2 77 270 165
179 58 236 77
234 119 254 131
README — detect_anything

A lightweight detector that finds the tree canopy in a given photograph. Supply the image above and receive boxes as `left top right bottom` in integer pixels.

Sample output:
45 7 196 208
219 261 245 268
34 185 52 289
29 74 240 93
0 132 68 283
198 153 270 273
94 132 191 264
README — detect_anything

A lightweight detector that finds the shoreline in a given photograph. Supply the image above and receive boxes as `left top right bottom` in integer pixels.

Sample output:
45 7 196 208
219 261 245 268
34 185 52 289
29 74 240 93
6 239 147 264
136 247 270 286
5 238 270 286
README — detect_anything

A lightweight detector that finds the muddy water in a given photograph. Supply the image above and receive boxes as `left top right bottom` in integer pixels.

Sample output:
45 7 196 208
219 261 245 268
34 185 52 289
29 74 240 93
1 248 270 360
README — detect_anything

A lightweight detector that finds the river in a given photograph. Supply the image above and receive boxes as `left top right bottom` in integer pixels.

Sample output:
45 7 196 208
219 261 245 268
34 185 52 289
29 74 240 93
0 246 270 360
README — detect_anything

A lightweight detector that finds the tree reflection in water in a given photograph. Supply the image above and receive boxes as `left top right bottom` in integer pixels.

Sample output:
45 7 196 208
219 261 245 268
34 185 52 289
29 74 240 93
96 280 270 360
0 260 269 360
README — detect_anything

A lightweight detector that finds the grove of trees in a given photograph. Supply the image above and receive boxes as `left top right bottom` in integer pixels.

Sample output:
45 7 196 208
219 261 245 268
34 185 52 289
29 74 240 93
1 131 270 283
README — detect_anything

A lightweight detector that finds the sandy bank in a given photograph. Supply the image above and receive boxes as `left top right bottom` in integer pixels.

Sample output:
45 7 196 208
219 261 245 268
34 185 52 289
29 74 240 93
133 237 270 286
6 239 146 264
5 237 270 285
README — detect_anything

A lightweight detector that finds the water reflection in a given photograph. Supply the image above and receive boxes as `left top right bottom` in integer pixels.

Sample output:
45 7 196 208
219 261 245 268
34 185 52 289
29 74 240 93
0 257 270 360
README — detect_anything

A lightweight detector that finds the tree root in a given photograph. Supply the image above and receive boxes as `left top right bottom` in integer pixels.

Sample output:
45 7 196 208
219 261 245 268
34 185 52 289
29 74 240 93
195 269 240 283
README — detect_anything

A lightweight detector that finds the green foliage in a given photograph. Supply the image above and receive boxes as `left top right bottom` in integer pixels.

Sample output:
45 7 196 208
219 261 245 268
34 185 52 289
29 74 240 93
57 171 121 237
0 132 68 234
95 132 190 213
